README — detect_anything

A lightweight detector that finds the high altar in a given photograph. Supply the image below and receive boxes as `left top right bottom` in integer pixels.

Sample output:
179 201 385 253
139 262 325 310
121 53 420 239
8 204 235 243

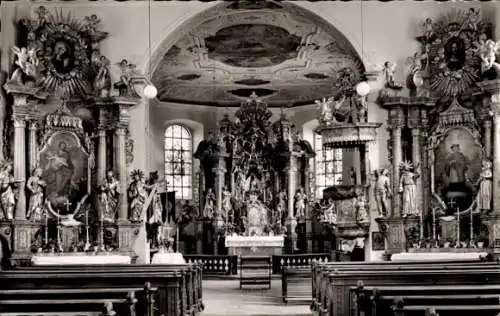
194 94 314 256
0 7 166 265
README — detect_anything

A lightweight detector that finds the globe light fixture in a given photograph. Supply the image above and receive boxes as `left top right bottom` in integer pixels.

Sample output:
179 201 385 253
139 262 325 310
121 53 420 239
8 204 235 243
356 81 370 97
143 84 157 99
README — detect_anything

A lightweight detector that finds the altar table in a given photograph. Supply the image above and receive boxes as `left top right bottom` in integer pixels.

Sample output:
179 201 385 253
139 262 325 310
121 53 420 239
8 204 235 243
31 253 132 265
391 251 488 262
225 235 284 256
151 252 186 264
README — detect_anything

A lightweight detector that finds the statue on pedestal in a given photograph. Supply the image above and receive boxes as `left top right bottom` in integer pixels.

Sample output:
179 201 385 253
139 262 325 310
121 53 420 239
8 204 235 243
0 162 16 220
114 59 137 97
222 187 232 221
98 170 120 223
399 161 420 217
128 170 148 222
380 61 403 98
146 171 163 225
27 167 46 222
374 169 392 218
477 38 500 77
202 188 216 220
294 187 306 220
243 172 262 200
9 46 40 86
475 159 492 212
93 56 112 97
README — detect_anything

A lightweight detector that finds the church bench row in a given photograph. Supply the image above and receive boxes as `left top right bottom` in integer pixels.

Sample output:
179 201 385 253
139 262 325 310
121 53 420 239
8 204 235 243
0 286 149 316
352 284 500 316
1 263 204 316
317 267 500 316
311 260 498 314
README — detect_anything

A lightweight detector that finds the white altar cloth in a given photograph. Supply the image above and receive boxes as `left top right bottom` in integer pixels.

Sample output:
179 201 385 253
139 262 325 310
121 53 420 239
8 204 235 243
31 254 132 265
151 252 186 265
391 252 488 262
225 235 284 248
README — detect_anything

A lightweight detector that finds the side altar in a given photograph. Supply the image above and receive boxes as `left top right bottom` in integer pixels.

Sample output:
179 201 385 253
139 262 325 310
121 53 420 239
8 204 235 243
0 7 163 265
375 9 500 260
195 93 314 255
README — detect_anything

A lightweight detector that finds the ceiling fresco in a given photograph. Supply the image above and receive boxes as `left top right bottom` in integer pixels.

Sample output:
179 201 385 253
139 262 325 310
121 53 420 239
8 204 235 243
152 1 364 106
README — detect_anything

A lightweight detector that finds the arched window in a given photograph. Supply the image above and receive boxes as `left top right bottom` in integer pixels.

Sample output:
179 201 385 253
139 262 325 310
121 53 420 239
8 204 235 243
164 124 192 200
314 134 343 199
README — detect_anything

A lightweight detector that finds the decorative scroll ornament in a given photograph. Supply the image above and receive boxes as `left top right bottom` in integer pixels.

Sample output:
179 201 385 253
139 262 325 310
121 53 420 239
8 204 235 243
415 9 492 97
21 6 109 97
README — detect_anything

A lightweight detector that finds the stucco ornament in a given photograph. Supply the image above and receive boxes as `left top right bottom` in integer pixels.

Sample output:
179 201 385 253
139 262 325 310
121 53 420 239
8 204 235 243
20 6 109 98
415 8 492 97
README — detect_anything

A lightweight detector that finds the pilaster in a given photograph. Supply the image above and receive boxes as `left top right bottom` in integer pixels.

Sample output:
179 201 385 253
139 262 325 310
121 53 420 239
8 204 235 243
13 116 26 220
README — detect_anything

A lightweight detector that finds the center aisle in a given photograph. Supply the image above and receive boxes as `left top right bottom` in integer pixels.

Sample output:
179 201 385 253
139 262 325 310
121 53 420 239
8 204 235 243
202 279 311 316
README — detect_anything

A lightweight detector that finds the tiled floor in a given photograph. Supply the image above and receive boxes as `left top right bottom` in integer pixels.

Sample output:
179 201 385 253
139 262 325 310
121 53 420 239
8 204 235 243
202 279 311 316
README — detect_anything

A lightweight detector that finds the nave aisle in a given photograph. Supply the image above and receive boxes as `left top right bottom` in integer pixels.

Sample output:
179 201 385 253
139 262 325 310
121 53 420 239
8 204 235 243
202 279 310 316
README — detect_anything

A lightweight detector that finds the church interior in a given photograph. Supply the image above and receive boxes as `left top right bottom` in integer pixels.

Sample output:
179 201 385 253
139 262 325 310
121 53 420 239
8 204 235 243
2 0 500 315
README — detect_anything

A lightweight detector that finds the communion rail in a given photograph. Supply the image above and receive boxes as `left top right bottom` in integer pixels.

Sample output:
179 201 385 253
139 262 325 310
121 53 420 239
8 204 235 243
184 255 238 275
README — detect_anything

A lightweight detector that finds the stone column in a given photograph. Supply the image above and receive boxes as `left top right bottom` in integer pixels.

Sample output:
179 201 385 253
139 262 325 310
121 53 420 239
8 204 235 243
28 122 38 173
411 128 423 239
285 154 298 253
97 128 107 184
484 120 492 159
212 160 226 255
13 116 27 220
391 126 403 217
116 126 128 220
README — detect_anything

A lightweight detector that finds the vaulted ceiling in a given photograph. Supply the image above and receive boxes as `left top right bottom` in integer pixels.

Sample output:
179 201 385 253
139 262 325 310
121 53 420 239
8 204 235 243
152 1 364 107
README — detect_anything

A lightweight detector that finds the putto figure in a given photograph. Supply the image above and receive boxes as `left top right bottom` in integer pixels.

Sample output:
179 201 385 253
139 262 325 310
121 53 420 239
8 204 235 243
9 46 39 86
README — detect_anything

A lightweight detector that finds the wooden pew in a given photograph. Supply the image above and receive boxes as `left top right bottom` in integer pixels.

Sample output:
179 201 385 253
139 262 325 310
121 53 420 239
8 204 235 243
311 260 498 314
352 283 500 316
2 263 204 316
0 284 151 316
320 266 500 316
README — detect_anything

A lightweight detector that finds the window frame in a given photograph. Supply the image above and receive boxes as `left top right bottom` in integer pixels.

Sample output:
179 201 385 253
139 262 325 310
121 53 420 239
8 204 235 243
164 124 193 200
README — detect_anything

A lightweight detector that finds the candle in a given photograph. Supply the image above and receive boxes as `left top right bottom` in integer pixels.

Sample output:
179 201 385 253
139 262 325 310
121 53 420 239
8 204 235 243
44 210 48 245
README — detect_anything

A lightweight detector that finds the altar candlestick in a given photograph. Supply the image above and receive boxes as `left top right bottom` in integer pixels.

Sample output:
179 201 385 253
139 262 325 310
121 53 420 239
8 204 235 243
470 206 474 243
100 211 105 250
44 210 48 246
456 208 460 244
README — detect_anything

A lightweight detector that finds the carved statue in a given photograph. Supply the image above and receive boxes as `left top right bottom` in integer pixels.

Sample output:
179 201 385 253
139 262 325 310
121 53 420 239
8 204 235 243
399 161 420 217
222 187 232 221
464 8 480 32
419 18 434 41
94 56 112 97
477 38 500 76
374 169 392 218
355 189 368 222
383 61 403 91
147 171 163 225
294 187 306 219
316 97 334 124
202 188 216 220
475 159 492 212
98 170 120 222
356 95 368 123
0 162 16 220
322 199 337 225
243 173 261 200
27 167 46 222
9 46 39 86
275 190 286 223
114 59 137 97
128 170 148 222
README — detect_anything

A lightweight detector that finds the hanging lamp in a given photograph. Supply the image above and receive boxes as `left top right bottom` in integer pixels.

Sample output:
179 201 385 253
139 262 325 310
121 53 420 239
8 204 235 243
143 0 157 99
355 0 370 97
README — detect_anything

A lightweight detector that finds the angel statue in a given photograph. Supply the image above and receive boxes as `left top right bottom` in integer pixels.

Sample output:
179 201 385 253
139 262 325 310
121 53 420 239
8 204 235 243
374 168 392 218
315 96 334 124
128 170 148 222
202 188 216 220
93 56 112 97
477 39 500 77
9 46 39 86
383 61 403 91
399 161 420 217
114 59 138 97
0 162 16 220
26 167 46 222
98 170 120 223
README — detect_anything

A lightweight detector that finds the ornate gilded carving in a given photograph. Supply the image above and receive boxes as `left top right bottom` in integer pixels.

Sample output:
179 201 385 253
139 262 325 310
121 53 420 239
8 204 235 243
414 9 491 97
19 7 109 97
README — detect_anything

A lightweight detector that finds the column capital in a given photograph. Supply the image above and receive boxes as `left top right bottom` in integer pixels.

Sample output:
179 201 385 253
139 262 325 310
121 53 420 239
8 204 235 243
484 120 493 128
28 121 38 130
411 128 421 136
115 127 127 136
13 117 26 128
98 129 107 137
